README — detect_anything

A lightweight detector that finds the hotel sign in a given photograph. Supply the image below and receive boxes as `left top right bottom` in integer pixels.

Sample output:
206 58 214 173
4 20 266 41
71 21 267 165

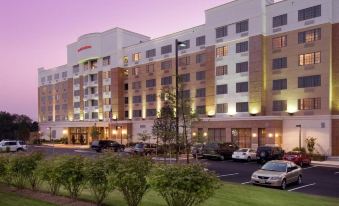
78 45 92 52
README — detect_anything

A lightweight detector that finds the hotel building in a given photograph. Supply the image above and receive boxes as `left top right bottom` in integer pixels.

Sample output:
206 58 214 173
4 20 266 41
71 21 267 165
38 0 339 156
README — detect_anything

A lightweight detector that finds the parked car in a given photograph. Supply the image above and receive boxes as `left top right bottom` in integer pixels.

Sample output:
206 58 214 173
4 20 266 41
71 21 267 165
191 143 204 159
283 151 311 167
91 140 125 152
251 160 302 190
232 148 257 161
256 146 284 163
202 142 238 160
0 140 27 152
132 143 156 156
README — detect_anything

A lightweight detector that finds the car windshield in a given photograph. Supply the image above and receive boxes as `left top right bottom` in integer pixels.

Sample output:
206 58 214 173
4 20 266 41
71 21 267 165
286 151 301 155
237 149 248 152
261 162 287 172
258 147 272 151
135 144 144 148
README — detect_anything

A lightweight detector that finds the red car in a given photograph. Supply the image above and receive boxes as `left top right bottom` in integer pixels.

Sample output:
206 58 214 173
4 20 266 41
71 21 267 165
283 151 311 167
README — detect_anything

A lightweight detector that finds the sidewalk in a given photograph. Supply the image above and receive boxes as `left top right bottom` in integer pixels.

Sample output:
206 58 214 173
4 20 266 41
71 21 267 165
41 143 90 149
312 160 339 168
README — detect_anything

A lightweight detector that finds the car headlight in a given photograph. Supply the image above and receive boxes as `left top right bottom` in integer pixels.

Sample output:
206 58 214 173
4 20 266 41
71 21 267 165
270 176 281 180
251 174 257 178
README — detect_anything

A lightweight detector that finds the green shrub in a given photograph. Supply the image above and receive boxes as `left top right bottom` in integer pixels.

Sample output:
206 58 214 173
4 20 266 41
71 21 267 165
38 158 62 195
149 164 221 206
292 147 306 153
305 137 317 154
26 152 44 190
113 156 152 206
6 154 30 188
85 155 120 206
0 154 10 184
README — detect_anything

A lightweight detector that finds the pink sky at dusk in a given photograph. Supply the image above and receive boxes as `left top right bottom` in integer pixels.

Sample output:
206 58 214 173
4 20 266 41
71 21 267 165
0 0 234 120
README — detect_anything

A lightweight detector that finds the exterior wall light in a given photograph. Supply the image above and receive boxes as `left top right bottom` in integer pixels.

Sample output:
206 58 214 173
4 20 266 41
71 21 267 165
268 133 273 138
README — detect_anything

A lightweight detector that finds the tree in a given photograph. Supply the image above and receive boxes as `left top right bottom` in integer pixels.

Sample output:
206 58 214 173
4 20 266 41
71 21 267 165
91 125 101 141
0 111 34 141
305 137 317 154
138 131 151 143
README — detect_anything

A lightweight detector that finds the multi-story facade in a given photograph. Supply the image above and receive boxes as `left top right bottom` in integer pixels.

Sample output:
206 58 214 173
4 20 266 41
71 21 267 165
38 0 339 156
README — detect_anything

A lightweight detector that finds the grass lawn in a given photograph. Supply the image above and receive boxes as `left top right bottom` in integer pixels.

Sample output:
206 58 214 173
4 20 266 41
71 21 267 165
0 191 55 206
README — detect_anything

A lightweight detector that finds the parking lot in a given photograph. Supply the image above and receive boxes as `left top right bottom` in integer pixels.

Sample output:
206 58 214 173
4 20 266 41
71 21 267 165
31 145 339 198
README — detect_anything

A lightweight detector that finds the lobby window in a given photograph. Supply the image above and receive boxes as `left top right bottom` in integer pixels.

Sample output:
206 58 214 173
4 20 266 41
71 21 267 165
236 102 249 112
132 53 141 62
216 46 228 58
272 57 287 70
146 49 156 58
299 52 321 66
132 81 141 89
216 25 228 38
196 36 206 46
298 5 321 21
298 75 321 88
179 56 190 66
103 56 110 66
196 53 206 64
236 82 248 93
104 98 111 105
298 28 321 44
236 41 248 53
272 36 287 49
208 128 226 142
179 73 190 83
196 88 206 98
273 14 287 28
196 105 206 115
161 76 172 85
272 100 287 112
161 44 172 55
272 79 287 90
133 110 142 118
72 65 79 74
236 62 248 73
196 71 206 81
216 103 228 113
62 71 67 78
132 67 140 75
146 94 156 102
216 84 228 95
178 40 190 50
236 20 249 33
146 64 155 73
146 109 157 117
146 79 156 88
161 60 172 70
298 97 321 110
125 97 128 104
133 95 142 103
216 65 228 76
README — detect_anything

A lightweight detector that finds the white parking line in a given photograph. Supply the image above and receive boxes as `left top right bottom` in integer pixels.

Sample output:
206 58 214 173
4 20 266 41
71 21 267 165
217 173 239 178
288 183 316 192
241 181 251 184
303 165 318 170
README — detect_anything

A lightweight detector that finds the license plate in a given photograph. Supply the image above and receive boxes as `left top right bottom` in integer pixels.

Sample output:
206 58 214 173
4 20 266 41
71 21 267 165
236 156 239 158
260 179 266 184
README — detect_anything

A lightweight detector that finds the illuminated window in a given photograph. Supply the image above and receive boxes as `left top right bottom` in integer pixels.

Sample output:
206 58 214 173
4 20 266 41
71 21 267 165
216 46 228 58
298 28 321 44
299 52 321 66
272 36 287 49
132 53 141 62
104 98 111 105
146 64 154 73
298 98 321 110
216 65 228 76
132 67 140 75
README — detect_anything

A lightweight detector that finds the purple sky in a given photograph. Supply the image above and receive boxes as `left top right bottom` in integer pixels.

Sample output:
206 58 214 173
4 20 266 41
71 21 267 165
0 0 231 120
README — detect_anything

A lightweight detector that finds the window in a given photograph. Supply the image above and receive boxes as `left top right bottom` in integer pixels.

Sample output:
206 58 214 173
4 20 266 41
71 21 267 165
161 60 172 70
273 14 287 28
133 110 142 117
196 71 205 80
272 79 287 90
216 103 228 113
41 77 45 83
83 62 89 70
196 53 206 64
132 53 141 62
298 75 321 88
236 20 249 33
298 5 321 21
179 73 190 83
74 90 80 96
236 41 248 53
54 73 59 80
103 71 111 79
62 71 67 78
104 98 111 105
272 36 287 49
196 105 206 114
161 44 172 54
91 100 98 107
298 28 321 44
90 60 97 70
47 75 52 81
216 26 228 38
236 82 248 93
103 56 110 66
124 83 128 91
90 74 97 81
178 40 190 50
236 62 248 73
196 36 206 46
299 52 321 65
216 65 228 76
74 102 80 108
133 96 142 103
146 79 156 88
179 56 190 66
146 64 155 73
196 88 206 97
73 65 79 74
103 85 111 92
272 100 287 111
62 104 67 110
272 57 287 69
125 97 128 104
146 94 156 102
208 128 226 142
146 49 156 58
55 105 60 111
125 111 129 118
132 81 141 89
216 46 228 57
161 76 172 85
236 102 249 112
179 90 190 99
132 67 140 75
216 84 228 95
298 98 321 110
146 109 157 117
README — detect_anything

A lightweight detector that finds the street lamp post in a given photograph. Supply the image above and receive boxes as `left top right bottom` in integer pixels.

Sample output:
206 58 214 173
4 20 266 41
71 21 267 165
296 124 302 150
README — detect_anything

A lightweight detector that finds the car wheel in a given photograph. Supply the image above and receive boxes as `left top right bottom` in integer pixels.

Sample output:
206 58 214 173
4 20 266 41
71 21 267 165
281 179 287 190
247 157 251 162
16 148 23 152
300 161 303 168
219 155 225 161
297 175 302 185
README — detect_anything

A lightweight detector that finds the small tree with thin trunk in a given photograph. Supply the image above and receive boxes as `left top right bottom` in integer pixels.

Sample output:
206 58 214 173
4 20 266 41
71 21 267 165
138 131 151 143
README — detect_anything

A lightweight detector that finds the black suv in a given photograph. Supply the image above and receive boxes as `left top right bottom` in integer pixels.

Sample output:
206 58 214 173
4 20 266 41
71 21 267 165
256 146 284 163
91 140 125 153
202 142 238 160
